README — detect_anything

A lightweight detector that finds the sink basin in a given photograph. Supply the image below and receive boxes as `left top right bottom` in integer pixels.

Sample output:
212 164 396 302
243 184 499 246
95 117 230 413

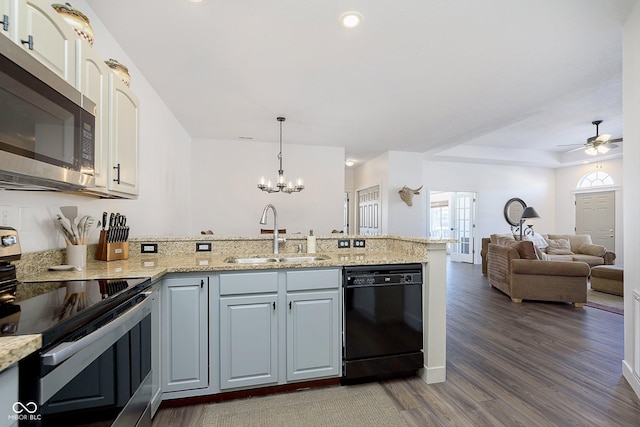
224 255 329 264
224 257 279 264
279 256 329 262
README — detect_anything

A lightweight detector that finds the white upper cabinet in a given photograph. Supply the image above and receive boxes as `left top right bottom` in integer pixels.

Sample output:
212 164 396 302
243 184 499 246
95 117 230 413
77 39 109 188
0 0 15 40
108 73 139 197
17 0 77 86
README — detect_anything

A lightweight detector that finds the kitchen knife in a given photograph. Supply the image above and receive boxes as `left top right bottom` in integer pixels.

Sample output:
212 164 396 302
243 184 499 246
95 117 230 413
108 213 115 242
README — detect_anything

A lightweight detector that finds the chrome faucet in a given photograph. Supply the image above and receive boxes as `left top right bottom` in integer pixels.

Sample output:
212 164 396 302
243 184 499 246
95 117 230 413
259 204 286 254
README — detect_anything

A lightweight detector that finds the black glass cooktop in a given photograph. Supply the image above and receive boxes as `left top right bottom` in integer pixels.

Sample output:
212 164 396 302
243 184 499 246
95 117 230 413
0 277 150 348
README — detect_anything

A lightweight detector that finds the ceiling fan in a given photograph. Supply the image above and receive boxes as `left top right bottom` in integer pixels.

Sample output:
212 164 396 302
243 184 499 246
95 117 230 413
561 120 623 155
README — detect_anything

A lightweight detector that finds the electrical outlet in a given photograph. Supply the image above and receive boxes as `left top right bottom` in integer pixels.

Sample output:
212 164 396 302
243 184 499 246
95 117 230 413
196 242 212 252
141 243 158 254
338 239 351 248
354 239 366 248
0 206 18 227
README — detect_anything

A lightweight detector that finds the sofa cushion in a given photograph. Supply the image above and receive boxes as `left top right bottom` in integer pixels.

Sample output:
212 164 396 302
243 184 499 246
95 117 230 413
524 232 548 249
578 243 606 257
545 238 573 255
571 254 604 266
547 234 592 253
507 240 538 260
491 234 515 244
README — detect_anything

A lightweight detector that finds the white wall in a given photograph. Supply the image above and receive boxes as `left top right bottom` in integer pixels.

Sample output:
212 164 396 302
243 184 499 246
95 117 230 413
387 152 427 236
190 139 344 236
554 158 623 263
351 151 426 236
423 160 556 264
622 0 640 400
353 153 389 233
0 1 192 252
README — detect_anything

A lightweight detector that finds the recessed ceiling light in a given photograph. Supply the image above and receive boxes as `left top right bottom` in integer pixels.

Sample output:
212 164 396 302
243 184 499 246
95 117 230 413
345 160 355 167
188 0 206 4
339 11 363 29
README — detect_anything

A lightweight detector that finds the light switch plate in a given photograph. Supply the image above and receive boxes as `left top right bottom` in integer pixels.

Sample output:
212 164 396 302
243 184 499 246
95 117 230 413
141 243 158 253
196 242 212 252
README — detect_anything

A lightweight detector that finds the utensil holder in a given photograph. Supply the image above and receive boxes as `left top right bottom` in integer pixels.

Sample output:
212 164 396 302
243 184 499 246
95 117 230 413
96 230 129 261
66 244 87 268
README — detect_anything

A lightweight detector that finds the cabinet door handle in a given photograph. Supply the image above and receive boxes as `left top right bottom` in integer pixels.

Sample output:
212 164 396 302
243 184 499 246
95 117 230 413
273 302 276 310
2 15 8 32
21 35 33 50
289 301 292 310
200 279 204 289
113 163 121 184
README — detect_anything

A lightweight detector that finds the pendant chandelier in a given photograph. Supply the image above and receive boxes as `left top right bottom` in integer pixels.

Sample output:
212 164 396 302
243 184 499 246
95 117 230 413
257 117 304 194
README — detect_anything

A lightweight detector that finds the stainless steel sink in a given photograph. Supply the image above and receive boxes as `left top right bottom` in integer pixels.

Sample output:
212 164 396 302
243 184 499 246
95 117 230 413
224 257 279 264
224 255 329 264
279 255 329 262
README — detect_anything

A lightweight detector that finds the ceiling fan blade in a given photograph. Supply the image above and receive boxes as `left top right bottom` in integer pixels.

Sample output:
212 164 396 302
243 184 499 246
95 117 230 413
594 133 611 143
609 137 623 143
607 143 619 149
565 146 587 153
557 143 584 147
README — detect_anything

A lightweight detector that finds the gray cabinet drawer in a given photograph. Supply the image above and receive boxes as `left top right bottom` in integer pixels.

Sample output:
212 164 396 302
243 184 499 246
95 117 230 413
220 271 279 295
286 269 340 291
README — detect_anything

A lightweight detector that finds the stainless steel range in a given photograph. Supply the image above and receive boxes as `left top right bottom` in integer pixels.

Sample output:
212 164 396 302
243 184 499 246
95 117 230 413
0 227 155 427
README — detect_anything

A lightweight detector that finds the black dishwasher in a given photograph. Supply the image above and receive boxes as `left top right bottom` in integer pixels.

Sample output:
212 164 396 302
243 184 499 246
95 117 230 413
342 264 423 383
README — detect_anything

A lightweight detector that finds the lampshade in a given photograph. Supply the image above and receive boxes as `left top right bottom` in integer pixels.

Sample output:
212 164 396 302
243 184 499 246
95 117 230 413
520 206 540 220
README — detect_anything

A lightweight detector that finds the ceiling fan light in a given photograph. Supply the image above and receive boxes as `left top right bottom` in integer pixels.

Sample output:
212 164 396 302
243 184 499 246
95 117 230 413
597 145 610 154
585 146 598 155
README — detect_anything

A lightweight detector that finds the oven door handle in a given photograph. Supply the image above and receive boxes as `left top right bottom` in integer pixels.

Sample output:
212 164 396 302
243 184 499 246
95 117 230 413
42 288 156 367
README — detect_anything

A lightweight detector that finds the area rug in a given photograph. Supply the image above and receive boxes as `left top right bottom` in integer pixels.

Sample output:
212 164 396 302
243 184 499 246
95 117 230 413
201 382 408 427
586 288 623 315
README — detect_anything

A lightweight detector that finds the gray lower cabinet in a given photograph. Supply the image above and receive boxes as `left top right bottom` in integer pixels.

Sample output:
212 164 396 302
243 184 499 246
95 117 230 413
162 275 208 393
0 364 18 427
218 268 341 391
286 290 340 381
219 293 279 389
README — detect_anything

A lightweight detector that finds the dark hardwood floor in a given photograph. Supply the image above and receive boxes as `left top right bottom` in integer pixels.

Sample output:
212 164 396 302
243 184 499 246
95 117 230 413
153 261 640 426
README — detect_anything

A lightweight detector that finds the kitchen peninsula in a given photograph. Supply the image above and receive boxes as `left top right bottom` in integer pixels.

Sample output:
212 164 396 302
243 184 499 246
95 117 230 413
6 234 450 407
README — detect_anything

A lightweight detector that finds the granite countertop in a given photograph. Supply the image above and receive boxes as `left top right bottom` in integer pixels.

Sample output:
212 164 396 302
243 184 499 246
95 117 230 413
0 236 448 371
0 335 41 372
18 250 428 283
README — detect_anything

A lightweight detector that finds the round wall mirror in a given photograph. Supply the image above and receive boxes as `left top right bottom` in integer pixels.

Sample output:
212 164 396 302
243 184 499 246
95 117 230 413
504 198 526 226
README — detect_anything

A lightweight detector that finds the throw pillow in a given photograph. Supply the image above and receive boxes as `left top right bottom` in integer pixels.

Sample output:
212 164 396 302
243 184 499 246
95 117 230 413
578 243 606 257
533 245 549 260
508 240 538 260
545 238 573 255
496 236 516 246
524 232 548 249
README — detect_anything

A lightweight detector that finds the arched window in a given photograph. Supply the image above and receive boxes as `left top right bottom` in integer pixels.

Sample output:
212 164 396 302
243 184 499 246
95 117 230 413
577 171 614 188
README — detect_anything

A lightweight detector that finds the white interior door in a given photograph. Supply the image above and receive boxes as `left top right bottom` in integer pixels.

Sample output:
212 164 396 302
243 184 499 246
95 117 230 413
575 191 615 250
449 192 476 263
358 186 380 235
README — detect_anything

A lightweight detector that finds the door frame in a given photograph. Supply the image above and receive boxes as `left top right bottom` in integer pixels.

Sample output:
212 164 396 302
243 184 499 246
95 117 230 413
428 189 478 264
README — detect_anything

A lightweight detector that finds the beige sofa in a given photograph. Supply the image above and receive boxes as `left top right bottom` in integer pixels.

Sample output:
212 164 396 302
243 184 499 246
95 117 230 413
487 241 590 306
481 233 615 276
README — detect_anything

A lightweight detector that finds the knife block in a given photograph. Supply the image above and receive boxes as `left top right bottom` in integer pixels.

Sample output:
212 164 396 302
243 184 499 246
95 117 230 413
96 230 129 261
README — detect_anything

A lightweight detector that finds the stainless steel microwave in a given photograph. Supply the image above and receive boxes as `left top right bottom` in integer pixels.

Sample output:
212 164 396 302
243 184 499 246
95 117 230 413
0 35 95 191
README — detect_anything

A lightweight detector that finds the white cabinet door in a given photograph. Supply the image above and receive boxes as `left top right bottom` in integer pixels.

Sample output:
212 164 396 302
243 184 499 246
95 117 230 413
77 39 109 188
287 290 341 381
219 294 278 390
0 0 15 40
108 73 139 197
18 0 77 86
163 276 208 393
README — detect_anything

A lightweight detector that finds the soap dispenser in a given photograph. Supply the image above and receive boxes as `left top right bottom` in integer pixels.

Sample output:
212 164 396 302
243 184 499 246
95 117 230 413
307 230 316 254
